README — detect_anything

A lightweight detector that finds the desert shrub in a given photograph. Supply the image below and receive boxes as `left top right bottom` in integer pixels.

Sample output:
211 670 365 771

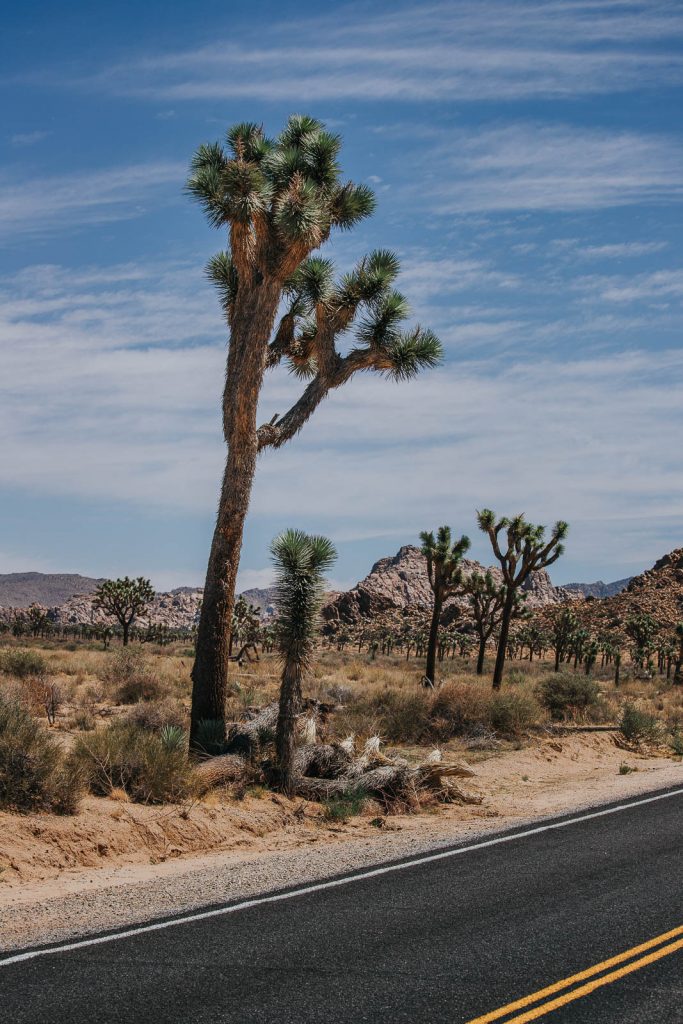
367 689 431 743
72 721 193 803
0 694 81 813
669 728 683 756
488 692 542 736
620 703 660 743
0 649 47 679
537 673 600 720
429 683 490 740
126 698 187 733
102 648 165 703
71 709 97 731
322 787 367 822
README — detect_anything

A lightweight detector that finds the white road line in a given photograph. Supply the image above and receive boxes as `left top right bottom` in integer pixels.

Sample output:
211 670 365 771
2 786 682 968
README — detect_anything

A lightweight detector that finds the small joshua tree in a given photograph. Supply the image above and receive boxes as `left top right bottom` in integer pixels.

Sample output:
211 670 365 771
674 623 683 686
420 526 470 687
549 605 578 672
625 613 658 670
93 577 155 646
271 529 336 794
477 510 568 688
463 570 522 676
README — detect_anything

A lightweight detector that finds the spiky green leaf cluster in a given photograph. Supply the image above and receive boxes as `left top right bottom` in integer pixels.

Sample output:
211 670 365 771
420 525 471 596
186 114 376 244
271 529 337 669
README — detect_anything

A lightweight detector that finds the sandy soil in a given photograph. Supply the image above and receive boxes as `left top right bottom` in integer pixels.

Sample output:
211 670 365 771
1 732 680 951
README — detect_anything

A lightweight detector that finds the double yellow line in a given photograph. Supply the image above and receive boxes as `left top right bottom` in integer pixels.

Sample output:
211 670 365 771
465 924 683 1023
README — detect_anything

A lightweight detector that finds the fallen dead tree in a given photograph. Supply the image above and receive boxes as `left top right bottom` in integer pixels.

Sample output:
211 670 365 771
193 707 481 809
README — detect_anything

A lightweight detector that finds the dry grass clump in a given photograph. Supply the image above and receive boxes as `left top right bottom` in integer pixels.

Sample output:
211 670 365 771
0 648 48 679
72 721 193 803
102 648 168 704
0 693 81 814
125 697 187 733
332 679 544 746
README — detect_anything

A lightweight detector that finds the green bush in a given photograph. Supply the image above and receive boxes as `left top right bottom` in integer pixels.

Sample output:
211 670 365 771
72 722 193 803
0 694 81 813
537 673 600 720
322 788 367 822
669 729 683 756
488 692 542 736
620 703 660 743
0 649 47 678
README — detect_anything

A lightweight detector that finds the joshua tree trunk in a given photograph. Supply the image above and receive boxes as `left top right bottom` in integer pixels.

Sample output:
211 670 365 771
476 636 486 676
122 621 130 647
190 278 280 746
492 592 515 690
276 660 303 795
425 594 443 687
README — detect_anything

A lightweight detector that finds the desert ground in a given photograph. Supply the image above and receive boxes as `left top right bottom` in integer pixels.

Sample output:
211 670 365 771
1 637 681 949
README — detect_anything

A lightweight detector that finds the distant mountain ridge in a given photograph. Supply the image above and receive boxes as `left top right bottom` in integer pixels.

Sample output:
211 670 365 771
0 572 104 608
563 578 632 599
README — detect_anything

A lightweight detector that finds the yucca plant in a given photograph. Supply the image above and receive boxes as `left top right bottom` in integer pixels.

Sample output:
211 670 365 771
478 510 568 689
187 116 442 745
420 526 470 687
271 529 336 793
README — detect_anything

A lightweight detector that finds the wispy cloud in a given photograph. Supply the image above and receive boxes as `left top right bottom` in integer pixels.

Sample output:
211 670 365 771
0 161 185 240
418 123 683 213
1 257 680 582
9 130 52 147
577 241 669 259
57 1 683 105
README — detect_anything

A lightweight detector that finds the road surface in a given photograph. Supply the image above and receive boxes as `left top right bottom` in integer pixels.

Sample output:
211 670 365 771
1 786 682 1022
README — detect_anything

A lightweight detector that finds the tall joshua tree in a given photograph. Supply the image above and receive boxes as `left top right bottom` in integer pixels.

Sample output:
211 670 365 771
464 570 523 676
271 529 336 794
187 116 442 745
420 526 470 687
477 510 568 689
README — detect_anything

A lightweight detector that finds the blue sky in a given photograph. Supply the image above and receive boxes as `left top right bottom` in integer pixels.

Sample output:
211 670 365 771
1 0 682 592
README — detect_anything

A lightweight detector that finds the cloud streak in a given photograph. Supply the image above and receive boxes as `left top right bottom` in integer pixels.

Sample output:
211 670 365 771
57 1 683 105
0 161 185 240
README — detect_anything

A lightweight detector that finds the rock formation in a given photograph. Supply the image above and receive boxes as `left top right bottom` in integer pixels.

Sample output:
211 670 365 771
322 545 570 626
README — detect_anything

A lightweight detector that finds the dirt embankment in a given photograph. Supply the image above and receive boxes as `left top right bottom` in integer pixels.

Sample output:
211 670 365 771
1 732 680 953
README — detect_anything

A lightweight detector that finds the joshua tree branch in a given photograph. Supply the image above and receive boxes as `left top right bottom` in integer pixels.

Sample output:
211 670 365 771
257 345 391 451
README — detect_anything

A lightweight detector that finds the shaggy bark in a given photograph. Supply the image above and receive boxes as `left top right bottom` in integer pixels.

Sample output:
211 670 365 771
190 278 281 745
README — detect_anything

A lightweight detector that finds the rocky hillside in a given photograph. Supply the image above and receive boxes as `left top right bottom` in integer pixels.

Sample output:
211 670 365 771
0 572 104 608
595 548 683 630
322 544 570 626
563 577 631 599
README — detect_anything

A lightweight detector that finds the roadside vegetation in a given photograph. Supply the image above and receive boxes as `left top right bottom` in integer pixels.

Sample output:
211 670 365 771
1 617 681 815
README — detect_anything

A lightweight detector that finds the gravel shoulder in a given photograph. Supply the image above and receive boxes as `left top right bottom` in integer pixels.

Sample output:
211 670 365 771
1 733 680 953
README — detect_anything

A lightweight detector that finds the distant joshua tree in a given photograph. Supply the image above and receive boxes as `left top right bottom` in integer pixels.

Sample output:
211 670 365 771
549 605 578 672
463 570 509 675
187 116 442 746
674 624 683 686
477 510 568 688
420 526 470 687
271 529 336 794
94 577 155 646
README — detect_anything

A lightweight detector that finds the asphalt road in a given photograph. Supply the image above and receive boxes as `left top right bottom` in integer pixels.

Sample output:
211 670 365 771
2 787 682 1023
